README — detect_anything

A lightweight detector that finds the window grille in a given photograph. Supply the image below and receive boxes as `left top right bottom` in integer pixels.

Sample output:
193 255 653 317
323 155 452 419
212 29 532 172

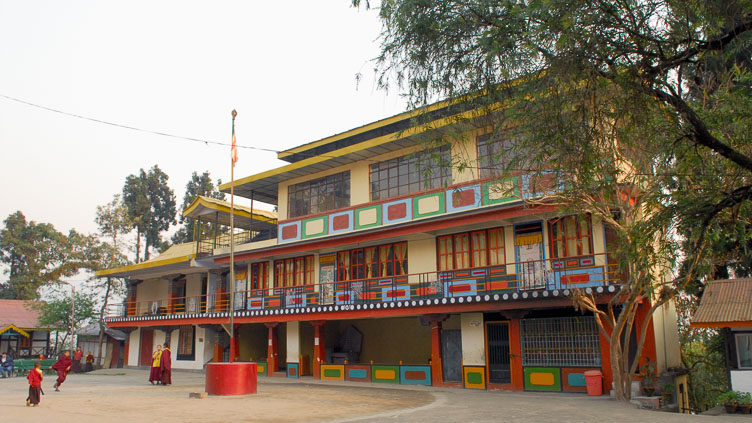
520 316 601 367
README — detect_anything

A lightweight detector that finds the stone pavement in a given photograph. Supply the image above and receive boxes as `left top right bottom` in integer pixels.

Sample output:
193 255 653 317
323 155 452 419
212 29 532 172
0 368 745 422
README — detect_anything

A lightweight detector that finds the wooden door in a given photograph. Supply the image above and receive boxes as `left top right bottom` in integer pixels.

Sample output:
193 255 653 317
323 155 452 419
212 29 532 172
139 329 154 367
441 329 462 382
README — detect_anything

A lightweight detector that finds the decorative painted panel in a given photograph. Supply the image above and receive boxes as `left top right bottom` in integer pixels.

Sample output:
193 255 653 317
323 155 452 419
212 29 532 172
371 365 400 384
320 364 345 381
523 367 562 391
278 221 301 243
561 367 600 393
345 364 371 382
302 216 328 240
256 362 267 376
413 192 445 219
463 366 486 389
400 365 432 386
354 205 381 230
382 198 412 225
482 177 520 205
447 184 481 213
287 362 299 378
329 210 354 235
444 279 478 297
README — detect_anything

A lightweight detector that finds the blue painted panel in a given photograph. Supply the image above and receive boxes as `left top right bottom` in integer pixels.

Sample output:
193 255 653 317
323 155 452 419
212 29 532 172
348 369 367 379
552 266 606 289
329 210 354 235
444 279 478 297
445 184 482 213
568 372 586 387
400 365 432 386
381 286 410 301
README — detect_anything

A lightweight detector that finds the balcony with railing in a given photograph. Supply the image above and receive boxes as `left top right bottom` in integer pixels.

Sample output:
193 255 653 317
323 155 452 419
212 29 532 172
106 253 622 322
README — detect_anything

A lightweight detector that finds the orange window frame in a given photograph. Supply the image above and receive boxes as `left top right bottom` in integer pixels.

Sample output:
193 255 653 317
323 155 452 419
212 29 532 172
549 215 593 259
437 235 454 271
488 227 505 266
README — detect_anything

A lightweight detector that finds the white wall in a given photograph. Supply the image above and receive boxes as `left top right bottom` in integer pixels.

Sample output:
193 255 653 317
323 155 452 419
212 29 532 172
407 237 437 283
461 312 485 366
127 330 140 367
287 321 300 364
731 371 752 395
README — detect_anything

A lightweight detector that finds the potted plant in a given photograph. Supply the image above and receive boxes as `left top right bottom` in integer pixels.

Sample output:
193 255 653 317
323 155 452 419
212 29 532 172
737 392 752 414
639 358 658 396
718 390 740 414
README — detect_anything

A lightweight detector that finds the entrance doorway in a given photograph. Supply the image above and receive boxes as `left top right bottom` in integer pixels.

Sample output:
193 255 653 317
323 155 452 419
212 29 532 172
485 322 511 384
441 329 462 382
139 329 154 367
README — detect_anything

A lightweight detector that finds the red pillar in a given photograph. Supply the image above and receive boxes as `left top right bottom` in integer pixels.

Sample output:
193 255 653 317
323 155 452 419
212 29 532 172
310 320 327 379
264 322 279 376
424 314 447 386
508 319 524 391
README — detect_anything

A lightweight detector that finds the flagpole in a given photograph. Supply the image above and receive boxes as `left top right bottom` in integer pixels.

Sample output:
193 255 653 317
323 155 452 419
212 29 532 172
229 109 237 363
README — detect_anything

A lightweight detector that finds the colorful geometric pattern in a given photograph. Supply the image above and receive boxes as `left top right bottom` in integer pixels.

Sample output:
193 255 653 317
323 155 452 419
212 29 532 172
523 367 562 391
561 367 599 393
463 366 486 389
329 210 354 235
371 365 400 384
400 365 431 386
277 179 530 243
320 364 345 381
287 363 299 378
256 362 267 376
302 216 328 240
345 365 371 382
482 177 520 205
446 184 481 213
413 192 445 219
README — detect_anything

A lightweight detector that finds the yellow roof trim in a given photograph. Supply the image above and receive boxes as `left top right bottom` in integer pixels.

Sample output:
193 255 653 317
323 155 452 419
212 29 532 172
277 97 462 159
182 196 276 223
95 255 191 277
221 103 500 191
0 324 30 337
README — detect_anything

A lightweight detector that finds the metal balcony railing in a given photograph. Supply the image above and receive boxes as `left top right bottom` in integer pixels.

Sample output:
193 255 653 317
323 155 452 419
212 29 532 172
106 253 621 320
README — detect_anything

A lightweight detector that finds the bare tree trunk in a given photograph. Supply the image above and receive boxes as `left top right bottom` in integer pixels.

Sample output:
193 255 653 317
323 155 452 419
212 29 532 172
135 229 142 263
96 277 112 368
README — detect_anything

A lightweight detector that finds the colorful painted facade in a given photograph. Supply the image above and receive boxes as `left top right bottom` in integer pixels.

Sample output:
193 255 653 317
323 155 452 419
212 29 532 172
99 102 682 394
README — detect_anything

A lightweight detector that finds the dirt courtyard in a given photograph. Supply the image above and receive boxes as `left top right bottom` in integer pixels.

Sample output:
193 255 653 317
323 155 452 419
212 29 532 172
0 369 432 423
0 368 746 422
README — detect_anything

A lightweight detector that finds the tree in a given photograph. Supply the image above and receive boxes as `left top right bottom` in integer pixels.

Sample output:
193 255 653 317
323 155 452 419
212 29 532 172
354 0 752 400
34 289 97 351
91 194 131 366
122 165 177 262
0 211 97 300
171 171 225 244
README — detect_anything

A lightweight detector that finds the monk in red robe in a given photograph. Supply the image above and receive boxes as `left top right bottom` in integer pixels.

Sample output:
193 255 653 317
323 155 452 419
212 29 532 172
50 351 72 391
159 343 171 386
149 345 162 384
26 361 43 406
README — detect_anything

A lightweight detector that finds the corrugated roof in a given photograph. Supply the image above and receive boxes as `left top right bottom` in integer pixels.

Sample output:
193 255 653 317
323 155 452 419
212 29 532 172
690 278 752 328
182 195 277 228
0 300 45 329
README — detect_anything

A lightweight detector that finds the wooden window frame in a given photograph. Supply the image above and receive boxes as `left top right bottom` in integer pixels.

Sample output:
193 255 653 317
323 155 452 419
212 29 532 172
549 215 594 259
336 242 408 281
251 262 268 290
274 255 315 288
436 227 506 271
176 325 195 361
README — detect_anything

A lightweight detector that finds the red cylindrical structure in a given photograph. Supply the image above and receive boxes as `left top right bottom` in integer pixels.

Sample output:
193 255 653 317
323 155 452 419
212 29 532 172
584 370 603 396
205 362 257 396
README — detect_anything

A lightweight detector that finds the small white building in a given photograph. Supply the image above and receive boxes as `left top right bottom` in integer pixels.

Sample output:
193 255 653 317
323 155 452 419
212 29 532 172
77 323 127 368
691 278 752 394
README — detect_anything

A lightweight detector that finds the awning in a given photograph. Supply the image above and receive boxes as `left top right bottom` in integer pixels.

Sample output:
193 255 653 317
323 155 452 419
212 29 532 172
690 278 752 328
95 242 196 278
183 196 277 230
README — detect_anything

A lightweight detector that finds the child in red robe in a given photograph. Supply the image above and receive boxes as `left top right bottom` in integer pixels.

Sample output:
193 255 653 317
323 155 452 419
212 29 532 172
159 343 172 386
85 353 94 372
26 361 43 406
50 351 73 391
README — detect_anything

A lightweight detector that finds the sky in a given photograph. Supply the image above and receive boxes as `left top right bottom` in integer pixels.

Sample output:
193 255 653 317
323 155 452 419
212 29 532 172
0 0 405 244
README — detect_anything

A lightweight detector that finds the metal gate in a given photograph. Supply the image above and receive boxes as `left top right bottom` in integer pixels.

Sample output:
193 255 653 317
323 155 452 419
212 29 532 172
441 329 462 382
486 322 511 384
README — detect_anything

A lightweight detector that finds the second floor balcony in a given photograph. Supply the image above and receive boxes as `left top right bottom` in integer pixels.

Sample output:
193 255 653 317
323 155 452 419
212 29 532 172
106 252 622 323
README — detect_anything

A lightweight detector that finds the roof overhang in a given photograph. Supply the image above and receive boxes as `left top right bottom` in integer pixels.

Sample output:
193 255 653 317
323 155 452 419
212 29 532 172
0 324 30 338
689 278 752 329
183 195 277 230
219 101 499 204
